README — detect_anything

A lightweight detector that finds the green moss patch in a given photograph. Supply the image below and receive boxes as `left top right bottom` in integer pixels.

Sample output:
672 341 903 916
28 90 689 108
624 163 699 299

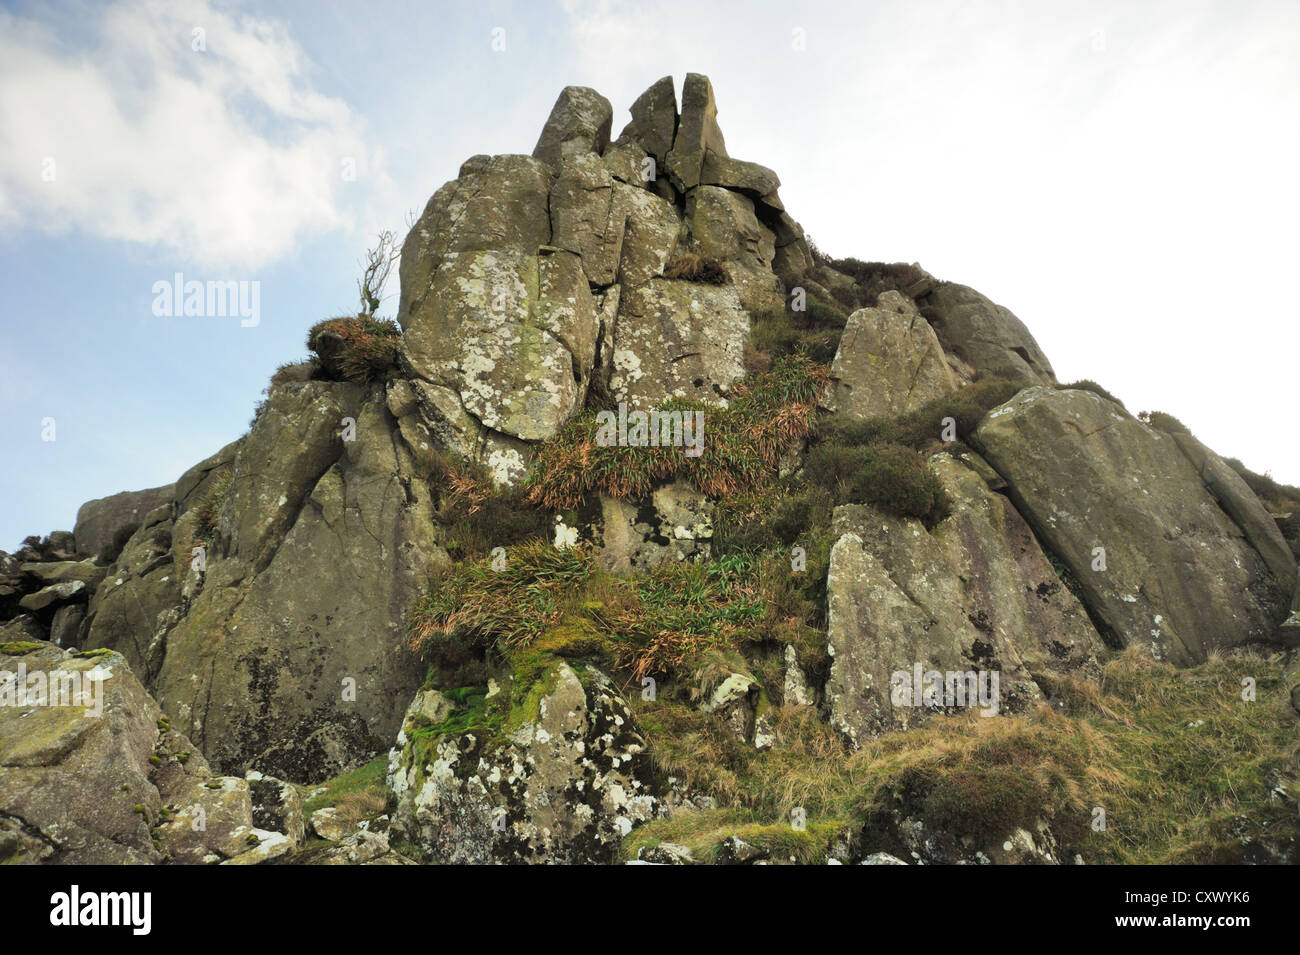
301 755 390 815
0 641 45 656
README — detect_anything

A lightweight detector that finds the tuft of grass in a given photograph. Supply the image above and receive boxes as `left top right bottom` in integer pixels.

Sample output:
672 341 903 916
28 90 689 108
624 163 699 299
850 443 951 524
626 647 1300 864
1059 379 1126 410
663 252 728 285
191 467 233 549
409 544 829 688
525 356 828 510
0 641 45 656
817 376 1022 453
301 755 389 815
746 304 842 373
306 315 401 383
407 541 595 660
820 259 928 309
1138 409 1191 436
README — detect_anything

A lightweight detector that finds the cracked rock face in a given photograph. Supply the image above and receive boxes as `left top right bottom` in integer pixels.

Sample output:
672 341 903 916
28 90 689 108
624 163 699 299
83 381 448 782
825 454 1102 743
396 74 817 482
975 387 1288 664
918 282 1056 385
0 643 302 864
389 662 664 864
825 291 958 419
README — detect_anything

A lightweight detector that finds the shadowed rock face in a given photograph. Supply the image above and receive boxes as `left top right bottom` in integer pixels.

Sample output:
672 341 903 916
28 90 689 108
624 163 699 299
919 282 1056 385
975 388 1289 664
826 454 1103 744
74 484 174 560
77 380 446 783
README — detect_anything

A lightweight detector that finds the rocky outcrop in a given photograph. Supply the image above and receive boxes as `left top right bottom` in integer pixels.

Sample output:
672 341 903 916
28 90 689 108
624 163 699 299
83 505 181 679
8 73 1297 870
665 73 728 192
149 381 444 782
825 454 1103 743
533 86 613 168
825 291 958 418
396 74 817 482
389 661 664 863
617 75 677 171
0 642 301 864
919 282 1055 384
975 388 1289 664
73 484 174 560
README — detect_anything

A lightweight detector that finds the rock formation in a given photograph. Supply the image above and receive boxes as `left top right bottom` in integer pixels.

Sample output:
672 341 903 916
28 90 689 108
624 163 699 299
3 74 1298 866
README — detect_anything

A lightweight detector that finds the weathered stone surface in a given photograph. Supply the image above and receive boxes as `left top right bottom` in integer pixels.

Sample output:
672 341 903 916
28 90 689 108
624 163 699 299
619 75 678 166
309 806 352 842
825 291 959 418
637 841 694 864
399 154 552 326
151 383 444 782
594 482 714 572
687 185 782 312
1170 432 1297 586
609 278 750 410
773 236 815 284
613 182 682 287
919 282 1056 384
975 388 1287 664
18 580 86 612
247 771 306 846
0 643 295 865
310 825 410 864
82 506 181 683
389 661 662 863
550 153 624 285
825 455 1102 744
601 138 646 188
396 151 598 471
20 560 106 589
402 248 598 448
666 73 727 190
533 86 613 168
700 153 780 198
73 484 174 559
224 381 364 569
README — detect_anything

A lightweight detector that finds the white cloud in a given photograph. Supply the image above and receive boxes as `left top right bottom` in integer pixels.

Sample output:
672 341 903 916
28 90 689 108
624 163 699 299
0 0 384 269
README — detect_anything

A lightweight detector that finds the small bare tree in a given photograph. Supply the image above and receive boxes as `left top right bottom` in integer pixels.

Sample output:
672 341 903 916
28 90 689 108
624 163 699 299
358 230 400 316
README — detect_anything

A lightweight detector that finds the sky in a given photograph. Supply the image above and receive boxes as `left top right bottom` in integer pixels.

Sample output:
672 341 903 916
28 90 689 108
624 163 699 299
1 0 1298 550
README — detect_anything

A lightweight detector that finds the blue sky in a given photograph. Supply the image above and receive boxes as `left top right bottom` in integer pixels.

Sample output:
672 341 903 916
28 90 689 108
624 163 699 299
2 0 1298 550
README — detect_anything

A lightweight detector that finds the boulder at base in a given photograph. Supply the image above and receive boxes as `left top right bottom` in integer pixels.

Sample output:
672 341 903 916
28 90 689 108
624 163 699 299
389 660 663 863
